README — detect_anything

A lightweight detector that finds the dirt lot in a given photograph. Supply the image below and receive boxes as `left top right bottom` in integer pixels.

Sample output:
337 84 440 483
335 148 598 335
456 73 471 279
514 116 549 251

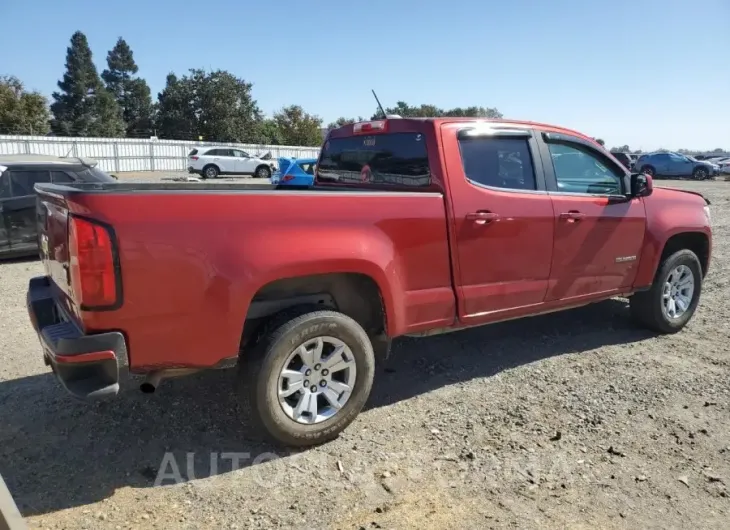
1 179 729 529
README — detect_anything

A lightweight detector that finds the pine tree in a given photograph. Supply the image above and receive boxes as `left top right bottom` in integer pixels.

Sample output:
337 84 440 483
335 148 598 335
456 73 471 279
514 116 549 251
102 37 154 137
51 31 125 137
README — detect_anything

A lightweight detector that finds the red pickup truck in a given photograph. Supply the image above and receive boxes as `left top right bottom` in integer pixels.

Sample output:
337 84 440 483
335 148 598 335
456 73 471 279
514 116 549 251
27 118 712 446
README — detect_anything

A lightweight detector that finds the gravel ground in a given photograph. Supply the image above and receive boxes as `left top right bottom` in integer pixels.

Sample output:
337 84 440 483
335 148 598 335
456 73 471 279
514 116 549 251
1 179 729 529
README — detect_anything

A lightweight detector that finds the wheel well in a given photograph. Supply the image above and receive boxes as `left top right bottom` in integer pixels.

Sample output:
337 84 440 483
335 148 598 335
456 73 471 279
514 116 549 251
255 164 271 173
203 163 219 172
661 232 710 276
240 273 386 350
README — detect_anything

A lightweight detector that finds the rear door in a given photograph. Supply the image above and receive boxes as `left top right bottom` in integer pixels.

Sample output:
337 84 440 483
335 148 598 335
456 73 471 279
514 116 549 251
204 149 234 173
3 168 51 253
653 153 670 175
537 131 646 301
440 123 555 323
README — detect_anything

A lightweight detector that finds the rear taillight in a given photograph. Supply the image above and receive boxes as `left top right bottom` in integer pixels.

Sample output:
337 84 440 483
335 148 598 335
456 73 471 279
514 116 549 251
190 156 199 161
282 174 294 182
68 216 120 309
353 120 388 134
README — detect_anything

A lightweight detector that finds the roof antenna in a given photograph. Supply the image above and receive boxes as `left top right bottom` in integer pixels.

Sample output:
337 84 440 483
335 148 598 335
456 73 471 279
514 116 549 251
372 89 387 119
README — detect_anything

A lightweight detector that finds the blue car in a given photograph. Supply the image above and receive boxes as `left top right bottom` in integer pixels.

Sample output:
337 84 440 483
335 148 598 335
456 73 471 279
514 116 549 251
634 152 720 180
271 157 317 186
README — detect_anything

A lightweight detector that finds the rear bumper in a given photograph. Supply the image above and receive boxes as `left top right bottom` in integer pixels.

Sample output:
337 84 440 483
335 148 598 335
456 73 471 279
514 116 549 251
26 275 128 400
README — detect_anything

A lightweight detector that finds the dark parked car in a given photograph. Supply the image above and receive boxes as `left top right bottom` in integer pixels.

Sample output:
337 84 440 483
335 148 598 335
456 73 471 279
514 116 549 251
610 151 633 170
0 154 117 259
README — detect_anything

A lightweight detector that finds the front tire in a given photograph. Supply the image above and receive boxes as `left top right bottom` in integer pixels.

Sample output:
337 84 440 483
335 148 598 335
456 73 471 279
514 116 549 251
237 308 375 447
640 165 656 178
255 165 272 179
692 167 709 180
630 249 703 333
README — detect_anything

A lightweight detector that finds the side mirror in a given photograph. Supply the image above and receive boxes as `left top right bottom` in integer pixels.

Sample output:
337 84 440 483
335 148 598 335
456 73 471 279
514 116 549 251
630 172 652 198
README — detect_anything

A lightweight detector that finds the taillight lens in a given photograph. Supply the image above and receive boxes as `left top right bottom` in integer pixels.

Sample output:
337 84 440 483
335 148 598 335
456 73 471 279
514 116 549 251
190 156 199 161
68 216 120 309
353 120 388 134
282 174 294 182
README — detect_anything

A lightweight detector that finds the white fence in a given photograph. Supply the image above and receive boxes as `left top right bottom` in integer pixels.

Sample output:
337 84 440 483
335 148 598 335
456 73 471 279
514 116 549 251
0 135 322 173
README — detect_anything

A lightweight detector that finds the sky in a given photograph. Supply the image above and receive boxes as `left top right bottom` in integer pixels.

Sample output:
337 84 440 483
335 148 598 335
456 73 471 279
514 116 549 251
1 0 728 151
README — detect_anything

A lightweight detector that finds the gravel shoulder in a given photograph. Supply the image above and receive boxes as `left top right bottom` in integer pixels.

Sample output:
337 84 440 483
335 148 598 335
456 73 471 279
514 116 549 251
0 179 728 529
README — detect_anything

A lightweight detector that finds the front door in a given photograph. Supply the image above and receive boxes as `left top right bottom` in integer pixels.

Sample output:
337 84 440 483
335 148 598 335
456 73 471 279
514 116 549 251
668 153 693 177
538 132 646 302
232 149 255 174
4 169 51 253
440 123 555 324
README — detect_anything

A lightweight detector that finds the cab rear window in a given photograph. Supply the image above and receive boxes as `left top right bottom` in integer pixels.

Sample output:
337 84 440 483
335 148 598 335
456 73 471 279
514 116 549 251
316 132 430 187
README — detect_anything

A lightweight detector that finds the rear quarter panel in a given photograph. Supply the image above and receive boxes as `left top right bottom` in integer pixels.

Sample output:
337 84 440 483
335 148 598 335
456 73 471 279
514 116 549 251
68 190 454 370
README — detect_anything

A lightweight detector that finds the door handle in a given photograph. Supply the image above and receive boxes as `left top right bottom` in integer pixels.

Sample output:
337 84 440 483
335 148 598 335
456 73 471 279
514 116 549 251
466 211 500 225
559 210 586 222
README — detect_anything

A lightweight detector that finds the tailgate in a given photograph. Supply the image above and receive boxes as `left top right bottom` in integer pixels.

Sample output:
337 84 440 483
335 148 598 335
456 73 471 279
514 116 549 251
36 188 73 303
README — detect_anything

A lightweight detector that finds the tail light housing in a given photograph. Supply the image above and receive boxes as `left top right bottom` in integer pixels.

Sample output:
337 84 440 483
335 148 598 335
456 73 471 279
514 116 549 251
353 120 388 135
281 174 294 182
190 156 199 161
68 216 121 310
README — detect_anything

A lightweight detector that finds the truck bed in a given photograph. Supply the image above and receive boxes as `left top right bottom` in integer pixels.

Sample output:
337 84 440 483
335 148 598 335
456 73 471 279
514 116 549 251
34 181 456 371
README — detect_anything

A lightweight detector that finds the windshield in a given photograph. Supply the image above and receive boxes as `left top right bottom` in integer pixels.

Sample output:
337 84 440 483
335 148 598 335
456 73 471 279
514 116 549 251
316 132 431 187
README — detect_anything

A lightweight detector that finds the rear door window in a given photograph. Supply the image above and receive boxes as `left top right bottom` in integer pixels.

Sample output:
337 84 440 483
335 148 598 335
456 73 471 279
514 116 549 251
299 162 315 175
317 132 431 187
8 170 51 196
458 137 537 190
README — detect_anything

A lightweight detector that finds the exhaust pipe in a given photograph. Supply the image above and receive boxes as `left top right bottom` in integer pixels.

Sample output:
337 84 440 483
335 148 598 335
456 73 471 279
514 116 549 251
140 368 200 393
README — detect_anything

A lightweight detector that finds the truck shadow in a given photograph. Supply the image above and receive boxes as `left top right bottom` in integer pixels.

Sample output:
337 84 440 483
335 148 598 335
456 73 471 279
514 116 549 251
0 298 653 517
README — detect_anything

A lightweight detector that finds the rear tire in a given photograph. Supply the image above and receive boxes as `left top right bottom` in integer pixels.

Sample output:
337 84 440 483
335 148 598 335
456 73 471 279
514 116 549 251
237 307 375 447
640 165 656 178
203 165 219 179
630 249 703 334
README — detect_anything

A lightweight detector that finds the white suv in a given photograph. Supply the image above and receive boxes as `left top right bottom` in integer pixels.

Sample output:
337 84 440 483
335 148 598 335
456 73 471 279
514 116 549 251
187 147 278 179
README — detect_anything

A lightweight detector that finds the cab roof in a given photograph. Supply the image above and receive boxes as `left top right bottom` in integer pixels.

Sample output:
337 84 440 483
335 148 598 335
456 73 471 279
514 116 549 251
327 117 601 147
